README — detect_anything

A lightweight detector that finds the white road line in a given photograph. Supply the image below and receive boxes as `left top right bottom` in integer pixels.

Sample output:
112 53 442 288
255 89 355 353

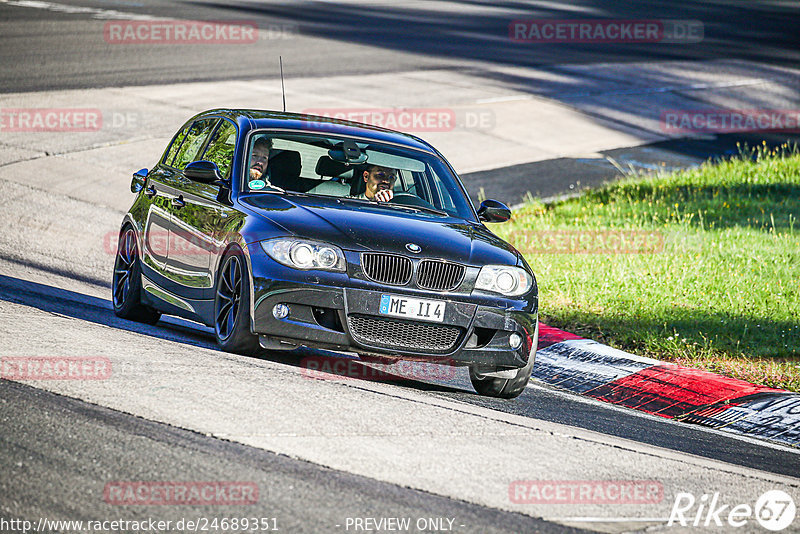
475 95 533 104
551 517 670 522
0 0 283 40
0 0 158 20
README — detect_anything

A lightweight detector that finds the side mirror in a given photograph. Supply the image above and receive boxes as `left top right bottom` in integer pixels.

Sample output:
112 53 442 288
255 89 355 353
131 168 148 193
184 160 222 184
477 199 511 223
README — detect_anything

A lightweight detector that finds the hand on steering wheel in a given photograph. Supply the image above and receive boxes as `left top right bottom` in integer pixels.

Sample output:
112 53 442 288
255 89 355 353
373 189 394 203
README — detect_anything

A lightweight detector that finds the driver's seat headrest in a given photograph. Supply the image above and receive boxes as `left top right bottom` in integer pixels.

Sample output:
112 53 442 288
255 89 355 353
315 156 351 178
267 150 301 189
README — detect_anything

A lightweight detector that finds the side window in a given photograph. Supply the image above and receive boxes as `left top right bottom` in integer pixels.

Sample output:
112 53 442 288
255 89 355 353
163 124 190 166
412 171 432 203
172 118 218 170
201 120 237 179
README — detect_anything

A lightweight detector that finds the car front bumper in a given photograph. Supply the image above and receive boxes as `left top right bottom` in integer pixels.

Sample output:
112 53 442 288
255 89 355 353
250 258 537 369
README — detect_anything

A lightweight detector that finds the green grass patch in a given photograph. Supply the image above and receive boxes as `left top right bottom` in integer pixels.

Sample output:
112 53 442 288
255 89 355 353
495 143 800 391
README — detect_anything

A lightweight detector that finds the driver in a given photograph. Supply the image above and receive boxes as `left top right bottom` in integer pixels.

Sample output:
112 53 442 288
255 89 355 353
352 164 397 202
249 137 273 181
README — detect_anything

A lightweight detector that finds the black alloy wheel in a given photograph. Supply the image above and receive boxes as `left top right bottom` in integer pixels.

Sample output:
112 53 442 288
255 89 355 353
214 248 259 354
112 226 161 324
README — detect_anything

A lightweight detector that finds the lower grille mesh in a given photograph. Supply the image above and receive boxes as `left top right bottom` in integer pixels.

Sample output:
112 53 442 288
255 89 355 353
347 314 462 353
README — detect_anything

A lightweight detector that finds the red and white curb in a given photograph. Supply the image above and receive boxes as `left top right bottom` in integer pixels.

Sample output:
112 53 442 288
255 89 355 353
533 323 800 448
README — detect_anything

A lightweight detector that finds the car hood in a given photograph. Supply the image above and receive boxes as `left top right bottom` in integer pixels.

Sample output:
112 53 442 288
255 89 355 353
240 194 519 266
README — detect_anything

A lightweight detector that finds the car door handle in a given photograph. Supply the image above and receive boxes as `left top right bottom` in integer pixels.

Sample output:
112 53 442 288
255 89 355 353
144 185 156 197
171 196 185 208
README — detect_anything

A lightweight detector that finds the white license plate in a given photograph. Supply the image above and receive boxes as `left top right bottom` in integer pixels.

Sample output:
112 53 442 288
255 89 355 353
379 294 445 323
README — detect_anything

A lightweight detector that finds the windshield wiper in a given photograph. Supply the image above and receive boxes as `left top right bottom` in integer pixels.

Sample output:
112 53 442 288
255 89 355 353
339 196 449 216
404 204 448 216
379 201 448 217
257 183 285 193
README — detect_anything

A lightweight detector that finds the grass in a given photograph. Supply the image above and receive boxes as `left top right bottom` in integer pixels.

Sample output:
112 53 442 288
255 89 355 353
494 143 800 391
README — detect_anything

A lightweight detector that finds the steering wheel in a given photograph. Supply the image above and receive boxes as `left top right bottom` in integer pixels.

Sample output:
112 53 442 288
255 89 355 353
390 192 436 210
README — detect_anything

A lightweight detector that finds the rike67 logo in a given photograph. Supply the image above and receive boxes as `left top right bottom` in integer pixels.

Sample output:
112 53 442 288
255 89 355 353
668 490 796 531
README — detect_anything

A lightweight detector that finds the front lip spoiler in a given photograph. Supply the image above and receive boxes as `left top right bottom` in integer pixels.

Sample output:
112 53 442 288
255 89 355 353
251 281 536 368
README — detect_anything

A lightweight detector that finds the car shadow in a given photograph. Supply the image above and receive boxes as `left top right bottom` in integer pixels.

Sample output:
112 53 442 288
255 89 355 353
288 348 469 394
0 272 467 395
0 272 219 349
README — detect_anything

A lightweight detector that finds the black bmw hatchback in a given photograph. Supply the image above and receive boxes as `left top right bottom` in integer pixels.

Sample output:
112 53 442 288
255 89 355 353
113 109 538 398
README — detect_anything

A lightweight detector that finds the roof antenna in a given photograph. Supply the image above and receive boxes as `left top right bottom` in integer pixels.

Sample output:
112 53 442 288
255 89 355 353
279 56 286 112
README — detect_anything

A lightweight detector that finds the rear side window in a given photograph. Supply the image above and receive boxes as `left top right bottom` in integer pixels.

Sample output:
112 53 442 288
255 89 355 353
201 120 237 179
172 118 218 169
163 124 190 166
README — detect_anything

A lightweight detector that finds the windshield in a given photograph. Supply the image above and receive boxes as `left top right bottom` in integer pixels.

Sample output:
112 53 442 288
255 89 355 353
243 132 476 220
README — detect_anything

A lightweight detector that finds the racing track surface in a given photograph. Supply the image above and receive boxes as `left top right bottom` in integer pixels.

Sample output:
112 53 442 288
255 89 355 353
1 379 577 534
1 0 798 92
1 271 799 478
1 1 799 532
0 159 798 531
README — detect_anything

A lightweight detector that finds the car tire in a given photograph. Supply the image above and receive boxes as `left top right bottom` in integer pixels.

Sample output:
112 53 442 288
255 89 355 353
469 323 538 399
214 246 260 355
112 226 161 325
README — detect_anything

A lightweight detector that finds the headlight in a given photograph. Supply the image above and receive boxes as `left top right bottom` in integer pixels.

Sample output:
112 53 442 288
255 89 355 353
474 265 531 297
261 239 346 272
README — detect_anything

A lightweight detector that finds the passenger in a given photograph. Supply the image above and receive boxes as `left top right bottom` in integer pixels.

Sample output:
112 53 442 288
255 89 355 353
351 164 397 202
249 137 272 181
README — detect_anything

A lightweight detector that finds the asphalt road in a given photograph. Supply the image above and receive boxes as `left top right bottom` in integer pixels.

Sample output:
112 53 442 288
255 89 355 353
0 379 582 534
2 272 799 480
0 0 798 93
